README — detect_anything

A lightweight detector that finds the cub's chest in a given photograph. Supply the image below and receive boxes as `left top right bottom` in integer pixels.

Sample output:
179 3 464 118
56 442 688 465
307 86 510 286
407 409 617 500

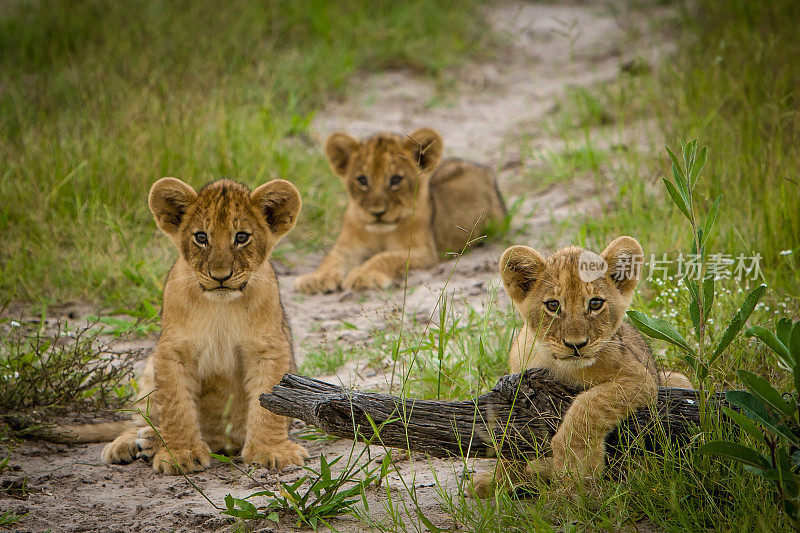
193 324 243 379
161 283 288 379
176 309 263 379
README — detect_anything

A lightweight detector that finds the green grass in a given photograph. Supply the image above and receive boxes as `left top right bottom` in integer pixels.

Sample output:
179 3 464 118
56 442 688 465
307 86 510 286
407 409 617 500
0 0 490 308
300 343 352 376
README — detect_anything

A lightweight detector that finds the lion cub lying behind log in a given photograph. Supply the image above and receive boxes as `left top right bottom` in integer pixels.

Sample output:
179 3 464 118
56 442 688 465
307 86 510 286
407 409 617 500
58 178 308 474
473 236 692 496
295 128 506 293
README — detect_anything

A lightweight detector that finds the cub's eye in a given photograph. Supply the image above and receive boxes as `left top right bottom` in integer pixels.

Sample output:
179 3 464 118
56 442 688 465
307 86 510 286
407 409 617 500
544 299 560 313
588 298 605 311
389 174 403 187
235 231 250 245
356 175 368 187
194 232 208 245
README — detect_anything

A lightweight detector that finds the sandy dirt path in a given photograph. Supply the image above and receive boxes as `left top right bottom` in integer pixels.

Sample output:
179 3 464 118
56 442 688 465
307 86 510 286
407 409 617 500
2 3 670 531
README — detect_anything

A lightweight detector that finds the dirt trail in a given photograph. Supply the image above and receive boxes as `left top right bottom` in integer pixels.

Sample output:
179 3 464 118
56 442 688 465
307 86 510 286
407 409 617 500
2 3 670 531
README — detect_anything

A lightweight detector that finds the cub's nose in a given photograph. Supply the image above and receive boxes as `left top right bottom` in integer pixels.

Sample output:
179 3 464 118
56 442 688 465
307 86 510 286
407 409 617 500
209 269 233 283
563 339 588 352
370 209 387 219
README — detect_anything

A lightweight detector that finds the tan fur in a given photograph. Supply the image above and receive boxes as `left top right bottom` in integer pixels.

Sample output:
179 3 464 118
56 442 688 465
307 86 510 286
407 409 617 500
472 236 692 496
60 178 308 474
52 421 134 444
294 128 506 293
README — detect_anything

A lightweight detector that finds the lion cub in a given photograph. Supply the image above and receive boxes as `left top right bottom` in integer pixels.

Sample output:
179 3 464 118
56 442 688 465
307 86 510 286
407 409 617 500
473 237 691 495
61 178 309 474
294 128 506 293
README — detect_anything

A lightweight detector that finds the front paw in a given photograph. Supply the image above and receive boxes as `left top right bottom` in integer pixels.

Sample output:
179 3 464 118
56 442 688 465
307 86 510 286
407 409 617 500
343 269 393 291
134 426 158 462
101 432 138 465
242 440 309 470
151 442 211 475
294 271 342 294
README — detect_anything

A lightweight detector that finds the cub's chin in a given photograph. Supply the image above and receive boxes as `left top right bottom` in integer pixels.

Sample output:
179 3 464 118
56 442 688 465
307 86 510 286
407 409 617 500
552 353 597 369
201 288 245 302
365 222 399 234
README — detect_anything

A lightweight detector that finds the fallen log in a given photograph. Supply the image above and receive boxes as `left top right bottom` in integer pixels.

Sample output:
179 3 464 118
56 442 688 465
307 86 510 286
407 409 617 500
260 369 728 459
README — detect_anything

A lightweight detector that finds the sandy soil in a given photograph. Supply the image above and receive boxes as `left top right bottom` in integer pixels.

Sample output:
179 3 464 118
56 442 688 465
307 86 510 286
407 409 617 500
1 3 672 531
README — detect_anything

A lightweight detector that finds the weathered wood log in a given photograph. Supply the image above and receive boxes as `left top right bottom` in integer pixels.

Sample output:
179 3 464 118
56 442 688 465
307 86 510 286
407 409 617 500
260 369 728 459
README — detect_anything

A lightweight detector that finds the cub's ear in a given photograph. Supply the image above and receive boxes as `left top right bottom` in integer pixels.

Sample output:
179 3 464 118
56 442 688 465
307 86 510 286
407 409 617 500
251 179 302 239
324 132 360 178
148 178 197 236
402 128 443 173
600 236 644 296
499 245 547 303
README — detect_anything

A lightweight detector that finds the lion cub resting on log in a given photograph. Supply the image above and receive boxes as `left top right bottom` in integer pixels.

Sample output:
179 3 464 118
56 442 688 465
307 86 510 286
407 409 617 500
295 128 506 293
59 178 309 474
473 236 691 496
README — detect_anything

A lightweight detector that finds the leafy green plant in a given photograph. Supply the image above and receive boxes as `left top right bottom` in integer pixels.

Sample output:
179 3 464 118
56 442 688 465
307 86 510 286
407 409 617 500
215 452 377 530
699 318 800 527
626 140 765 383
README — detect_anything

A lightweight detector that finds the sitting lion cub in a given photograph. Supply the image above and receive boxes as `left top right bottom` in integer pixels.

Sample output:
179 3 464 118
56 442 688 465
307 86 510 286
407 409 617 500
59 178 309 474
295 128 506 293
473 236 691 496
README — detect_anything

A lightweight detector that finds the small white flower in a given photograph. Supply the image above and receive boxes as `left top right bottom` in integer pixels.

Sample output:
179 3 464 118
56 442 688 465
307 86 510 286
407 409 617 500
13 371 19 379
9 321 20 328
779 249 793 256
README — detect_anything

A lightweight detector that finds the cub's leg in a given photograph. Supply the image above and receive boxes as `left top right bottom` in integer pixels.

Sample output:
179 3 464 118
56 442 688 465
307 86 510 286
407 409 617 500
294 232 369 294
343 249 435 291
238 339 308 469
150 349 211 475
550 377 655 482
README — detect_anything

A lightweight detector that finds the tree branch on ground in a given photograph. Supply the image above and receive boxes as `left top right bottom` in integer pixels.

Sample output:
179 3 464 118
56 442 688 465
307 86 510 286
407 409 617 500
260 369 727 458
